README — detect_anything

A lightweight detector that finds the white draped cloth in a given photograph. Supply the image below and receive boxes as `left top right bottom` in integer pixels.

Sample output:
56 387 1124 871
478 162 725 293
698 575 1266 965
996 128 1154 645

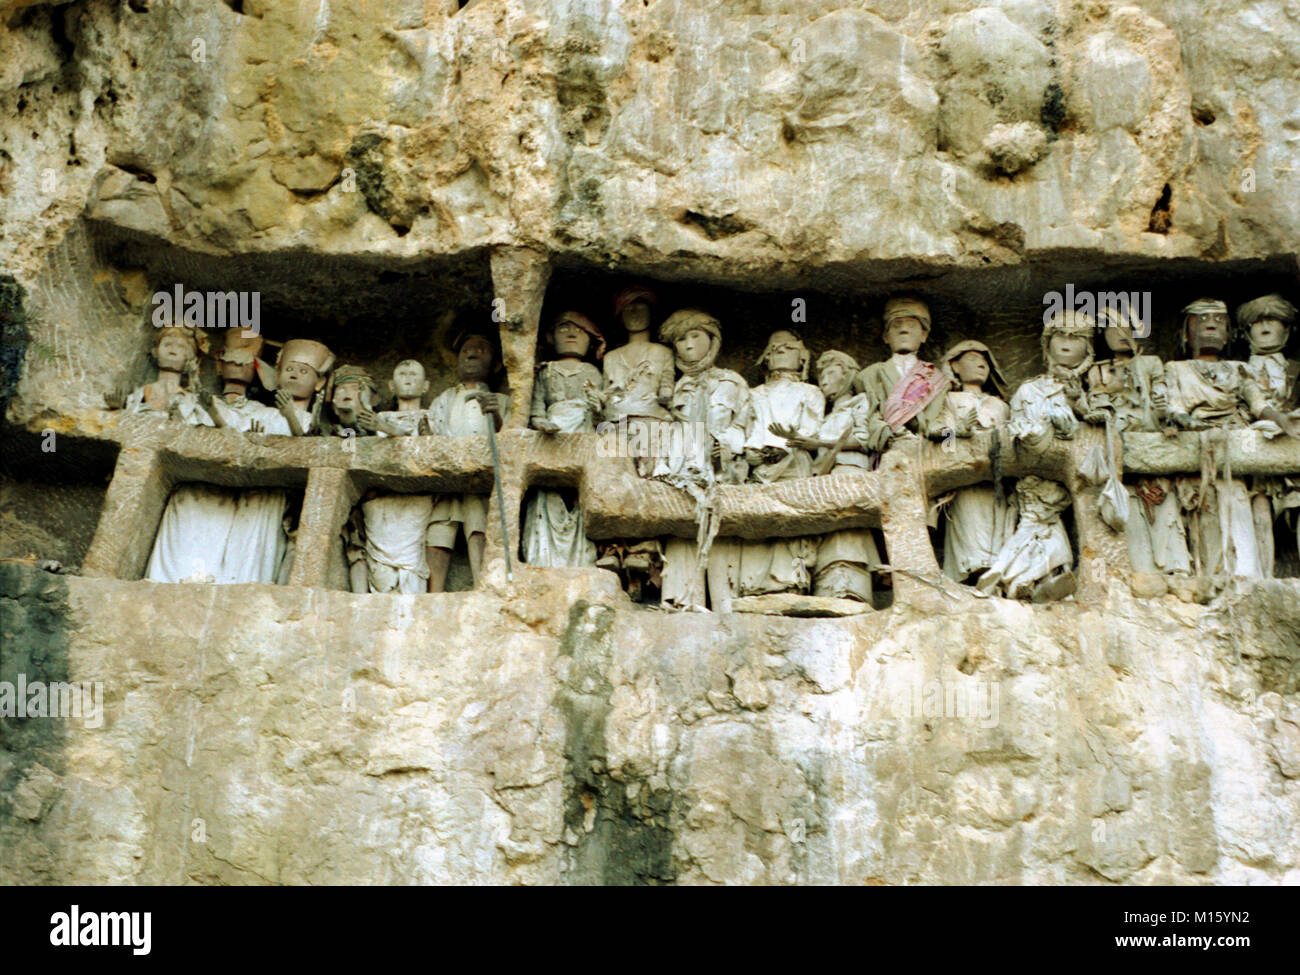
938 392 1018 581
745 378 824 451
522 398 597 567
349 494 435 593
1175 475 1262 578
145 396 293 585
125 385 206 422
603 342 674 420
376 409 425 437
1008 375 1079 448
1125 480 1192 575
978 477 1073 598
811 393 880 601
342 409 437 592
713 376 824 597
427 384 510 437
1164 360 1267 577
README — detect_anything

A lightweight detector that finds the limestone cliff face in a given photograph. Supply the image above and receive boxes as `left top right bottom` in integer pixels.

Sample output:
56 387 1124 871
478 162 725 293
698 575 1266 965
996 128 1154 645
3 563 1299 885
3 0 1297 281
2 0 1300 884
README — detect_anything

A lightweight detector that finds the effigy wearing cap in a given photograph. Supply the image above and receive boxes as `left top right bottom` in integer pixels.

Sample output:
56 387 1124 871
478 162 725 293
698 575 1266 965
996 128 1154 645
883 297 932 331
1040 310 1095 374
277 338 335 375
613 284 658 319
1043 308 1096 336
1237 293 1298 328
552 310 606 360
450 328 500 356
659 308 721 344
660 309 723 375
330 363 376 390
816 349 860 378
1094 302 1149 357
327 363 377 404
1181 298 1228 318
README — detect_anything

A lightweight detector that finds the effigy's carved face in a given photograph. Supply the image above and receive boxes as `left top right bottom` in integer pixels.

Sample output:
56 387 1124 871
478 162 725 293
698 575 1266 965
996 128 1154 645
332 381 363 421
764 331 804 374
552 321 591 358
621 301 651 334
1047 332 1089 368
392 361 428 399
675 328 712 365
457 336 494 382
818 361 851 399
951 350 990 387
884 316 926 354
1250 317 1289 352
279 360 322 399
155 332 195 372
1104 325 1135 353
1187 311 1229 354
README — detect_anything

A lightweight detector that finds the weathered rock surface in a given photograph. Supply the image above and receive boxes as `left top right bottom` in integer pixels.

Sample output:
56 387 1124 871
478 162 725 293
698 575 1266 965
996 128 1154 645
2 563 1299 885
3 0 1300 885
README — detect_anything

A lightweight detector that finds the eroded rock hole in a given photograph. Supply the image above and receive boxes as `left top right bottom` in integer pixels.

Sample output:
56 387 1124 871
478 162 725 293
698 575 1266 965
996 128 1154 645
1148 183 1172 234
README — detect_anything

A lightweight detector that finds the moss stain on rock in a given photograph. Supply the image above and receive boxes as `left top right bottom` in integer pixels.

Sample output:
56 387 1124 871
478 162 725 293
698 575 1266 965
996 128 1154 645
555 599 676 885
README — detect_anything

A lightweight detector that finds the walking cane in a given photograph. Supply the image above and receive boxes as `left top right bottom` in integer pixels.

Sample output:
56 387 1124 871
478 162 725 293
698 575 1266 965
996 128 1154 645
486 412 513 582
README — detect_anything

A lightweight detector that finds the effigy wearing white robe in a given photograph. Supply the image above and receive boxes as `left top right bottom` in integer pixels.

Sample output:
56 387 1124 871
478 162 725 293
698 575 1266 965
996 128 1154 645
124 385 206 422
523 388 597 568
656 367 752 609
340 408 437 591
744 377 824 482
425 384 509 545
1007 375 1079 448
348 493 436 593
428 384 512 437
651 367 751 493
1164 359 1263 428
937 392 1018 581
603 342 674 421
1164 360 1268 577
708 376 824 599
810 394 881 601
1243 354 1300 556
214 397 294 580
146 396 293 585
977 477 1073 599
1085 354 1167 433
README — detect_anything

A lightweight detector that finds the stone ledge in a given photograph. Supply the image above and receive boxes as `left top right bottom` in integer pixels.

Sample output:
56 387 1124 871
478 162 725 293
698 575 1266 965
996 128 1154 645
28 409 1300 485
30 409 1300 584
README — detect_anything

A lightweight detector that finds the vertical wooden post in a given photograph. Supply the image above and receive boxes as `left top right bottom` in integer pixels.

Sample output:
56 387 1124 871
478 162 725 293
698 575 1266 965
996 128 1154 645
82 446 172 580
289 467 357 590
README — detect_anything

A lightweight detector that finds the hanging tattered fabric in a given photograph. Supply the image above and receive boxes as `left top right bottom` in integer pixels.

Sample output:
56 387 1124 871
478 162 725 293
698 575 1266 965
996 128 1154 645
1097 418 1130 532
1077 420 1128 531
